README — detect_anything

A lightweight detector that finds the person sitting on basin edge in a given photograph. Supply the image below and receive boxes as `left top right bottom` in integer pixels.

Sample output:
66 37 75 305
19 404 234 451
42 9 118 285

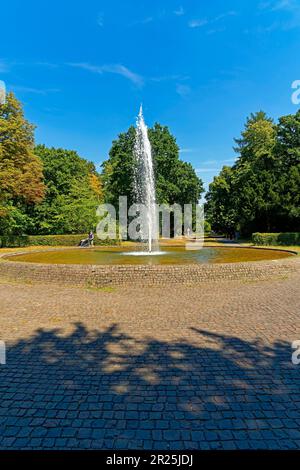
88 230 94 247
79 231 94 247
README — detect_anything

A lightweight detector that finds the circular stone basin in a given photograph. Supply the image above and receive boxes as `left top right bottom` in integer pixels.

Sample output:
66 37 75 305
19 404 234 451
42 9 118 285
6 246 295 265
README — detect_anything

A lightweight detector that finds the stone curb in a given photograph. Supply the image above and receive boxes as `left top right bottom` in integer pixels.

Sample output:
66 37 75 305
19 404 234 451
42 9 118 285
0 249 299 287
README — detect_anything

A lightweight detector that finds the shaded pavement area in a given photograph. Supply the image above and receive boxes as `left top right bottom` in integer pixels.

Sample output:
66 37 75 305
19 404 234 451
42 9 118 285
0 271 299 449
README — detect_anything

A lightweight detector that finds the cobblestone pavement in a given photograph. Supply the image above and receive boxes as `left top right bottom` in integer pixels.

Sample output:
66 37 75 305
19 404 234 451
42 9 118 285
0 269 300 450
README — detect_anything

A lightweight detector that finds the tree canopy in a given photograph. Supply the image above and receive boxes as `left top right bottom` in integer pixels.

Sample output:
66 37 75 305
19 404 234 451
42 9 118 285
0 92 45 233
0 93 103 235
206 110 300 235
0 93 202 237
28 145 103 234
2 92 298 240
102 123 203 209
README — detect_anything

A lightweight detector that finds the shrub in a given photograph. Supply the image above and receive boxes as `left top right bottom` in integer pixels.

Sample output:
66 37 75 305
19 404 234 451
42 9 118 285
252 232 300 246
0 235 29 248
204 220 211 234
0 234 119 248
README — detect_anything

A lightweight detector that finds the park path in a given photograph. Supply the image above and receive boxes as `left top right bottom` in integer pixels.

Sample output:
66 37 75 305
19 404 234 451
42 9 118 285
0 270 299 449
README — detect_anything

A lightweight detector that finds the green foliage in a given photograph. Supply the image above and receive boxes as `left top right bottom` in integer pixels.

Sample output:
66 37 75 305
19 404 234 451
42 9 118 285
3 93 299 244
252 232 300 246
0 234 29 248
25 145 103 235
0 93 45 205
0 234 119 248
206 110 300 235
205 166 237 235
0 93 45 231
102 123 203 209
0 94 104 237
0 203 34 235
102 126 136 208
204 220 211 233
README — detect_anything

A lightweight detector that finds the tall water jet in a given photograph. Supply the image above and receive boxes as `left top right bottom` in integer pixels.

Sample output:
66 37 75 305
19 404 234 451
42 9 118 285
133 105 159 253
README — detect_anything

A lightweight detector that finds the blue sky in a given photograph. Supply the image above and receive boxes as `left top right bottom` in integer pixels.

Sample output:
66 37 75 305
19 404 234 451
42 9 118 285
1 0 300 190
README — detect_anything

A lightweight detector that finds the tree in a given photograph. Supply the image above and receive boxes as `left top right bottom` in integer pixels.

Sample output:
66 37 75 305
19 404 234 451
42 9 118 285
0 92 45 233
206 111 280 235
276 110 300 168
205 166 237 235
275 110 300 229
27 145 103 234
206 110 300 235
233 111 279 233
102 126 136 209
234 111 276 163
102 123 203 209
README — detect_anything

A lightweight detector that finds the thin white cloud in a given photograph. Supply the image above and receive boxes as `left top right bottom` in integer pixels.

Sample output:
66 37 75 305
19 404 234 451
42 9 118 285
174 6 185 16
272 0 294 10
188 19 208 28
189 10 237 29
176 83 191 96
150 74 189 83
34 62 58 69
9 85 60 95
2 60 59 70
200 159 218 164
207 27 226 35
246 22 280 34
67 62 144 87
259 0 300 29
179 148 198 153
195 158 236 174
214 10 237 21
130 16 154 26
139 17 153 24
196 168 219 173
260 0 296 11
132 8 183 26
97 12 104 27
221 158 235 163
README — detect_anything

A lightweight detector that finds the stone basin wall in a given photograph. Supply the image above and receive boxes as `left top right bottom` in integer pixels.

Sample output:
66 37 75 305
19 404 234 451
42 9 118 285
0 251 299 287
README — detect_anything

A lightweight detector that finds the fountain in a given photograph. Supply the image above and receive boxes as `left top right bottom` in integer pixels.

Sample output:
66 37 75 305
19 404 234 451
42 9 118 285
133 105 159 253
6 105 295 273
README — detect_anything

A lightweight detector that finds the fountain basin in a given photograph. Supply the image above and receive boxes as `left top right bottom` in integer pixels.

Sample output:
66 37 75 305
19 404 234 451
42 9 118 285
4 245 295 265
0 246 298 288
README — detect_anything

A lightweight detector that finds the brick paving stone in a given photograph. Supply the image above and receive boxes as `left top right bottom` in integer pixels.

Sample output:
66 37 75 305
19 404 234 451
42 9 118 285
0 268 299 450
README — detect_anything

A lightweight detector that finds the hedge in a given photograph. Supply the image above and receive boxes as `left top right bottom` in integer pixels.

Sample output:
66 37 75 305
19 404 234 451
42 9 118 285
252 232 300 246
0 234 119 248
0 235 29 248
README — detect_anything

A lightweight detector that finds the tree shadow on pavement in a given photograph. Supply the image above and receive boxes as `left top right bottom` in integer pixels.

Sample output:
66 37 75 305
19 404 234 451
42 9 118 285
0 322 299 450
